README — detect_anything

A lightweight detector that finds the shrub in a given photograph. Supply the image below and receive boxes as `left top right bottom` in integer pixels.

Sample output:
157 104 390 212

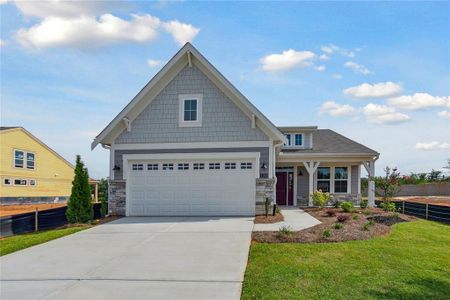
66 155 93 224
275 205 281 214
363 209 371 216
264 197 271 217
360 198 368 209
325 209 336 217
340 201 354 213
337 214 350 223
333 223 343 230
391 212 400 219
353 215 360 220
362 223 371 231
278 226 293 237
380 202 397 212
311 190 331 209
323 229 332 238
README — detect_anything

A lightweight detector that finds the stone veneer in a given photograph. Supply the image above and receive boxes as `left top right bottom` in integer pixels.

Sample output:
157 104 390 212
109 180 126 216
255 178 275 215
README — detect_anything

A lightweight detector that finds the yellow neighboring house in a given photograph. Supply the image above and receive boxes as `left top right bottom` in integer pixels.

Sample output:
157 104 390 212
0 127 75 204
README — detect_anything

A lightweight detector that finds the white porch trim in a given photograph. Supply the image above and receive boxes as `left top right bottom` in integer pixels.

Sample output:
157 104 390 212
362 158 378 207
303 161 321 206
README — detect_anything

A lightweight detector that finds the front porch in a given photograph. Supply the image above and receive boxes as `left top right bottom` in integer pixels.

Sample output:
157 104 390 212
274 156 378 207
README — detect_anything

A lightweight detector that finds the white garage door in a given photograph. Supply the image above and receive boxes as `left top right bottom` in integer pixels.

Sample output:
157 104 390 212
126 156 257 216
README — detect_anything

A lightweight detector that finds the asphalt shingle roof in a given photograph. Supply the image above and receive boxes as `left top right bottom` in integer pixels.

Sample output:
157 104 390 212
0 126 20 131
281 129 378 155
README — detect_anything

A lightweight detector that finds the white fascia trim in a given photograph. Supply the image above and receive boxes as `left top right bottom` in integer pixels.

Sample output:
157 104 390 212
114 141 271 150
279 152 379 158
178 94 203 127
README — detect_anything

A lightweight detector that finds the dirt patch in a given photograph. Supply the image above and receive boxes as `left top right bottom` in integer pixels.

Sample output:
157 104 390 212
252 207 415 243
368 215 407 226
0 203 67 217
254 212 284 224
391 196 450 207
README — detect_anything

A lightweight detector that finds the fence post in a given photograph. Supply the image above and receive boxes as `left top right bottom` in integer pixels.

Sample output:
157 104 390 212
35 208 39 232
402 201 405 214
425 203 428 220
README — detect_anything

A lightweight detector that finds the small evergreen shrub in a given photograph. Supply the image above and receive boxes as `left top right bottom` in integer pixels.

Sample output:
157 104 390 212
360 198 368 209
278 226 293 237
333 223 343 230
337 214 350 223
363 220 375 231
380 202 397 212
66 155 93 224
363 209 371 216
264 197 271 217
323 229 332 238
340 201 354 213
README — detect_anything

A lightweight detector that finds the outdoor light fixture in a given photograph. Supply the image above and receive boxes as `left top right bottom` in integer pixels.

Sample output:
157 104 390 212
113 165 121 171
298 169 303 176
261 161 268 169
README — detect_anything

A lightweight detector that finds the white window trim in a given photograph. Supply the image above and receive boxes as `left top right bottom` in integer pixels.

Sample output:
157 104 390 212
13 149 36 171
282 133 304 148
178 94 203 127
314 165 351 194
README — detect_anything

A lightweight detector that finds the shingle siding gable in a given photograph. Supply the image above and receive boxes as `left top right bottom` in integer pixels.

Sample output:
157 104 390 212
115 65 269 144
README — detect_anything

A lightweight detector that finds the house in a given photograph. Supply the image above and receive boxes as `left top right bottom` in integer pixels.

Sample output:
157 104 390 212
92 43 378 217
0 127 99 204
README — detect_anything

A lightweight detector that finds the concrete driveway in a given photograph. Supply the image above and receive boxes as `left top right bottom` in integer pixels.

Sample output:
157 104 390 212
0 217 254 300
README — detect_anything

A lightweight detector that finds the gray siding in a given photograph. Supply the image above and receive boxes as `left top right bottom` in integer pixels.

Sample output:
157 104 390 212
114 147 269 180
351 165 359 194
115 65 269 144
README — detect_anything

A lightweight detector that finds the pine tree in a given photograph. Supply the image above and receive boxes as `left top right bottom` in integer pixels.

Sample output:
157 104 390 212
66 155 93 223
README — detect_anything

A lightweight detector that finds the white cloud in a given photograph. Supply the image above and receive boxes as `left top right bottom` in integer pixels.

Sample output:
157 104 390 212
363 103 411 125
388 93 450 110
260 49 316 72
17 14 161 49
319 101 357 117
13 0 111 18
0 39 5 46
333 73 343 80
344 61 371 75
314 65 326 72
321 44 355 57
162 20 200 46
147 59 164 68
438 110 450 119
344 82 402 99
415 141 450 151
319 54 329 61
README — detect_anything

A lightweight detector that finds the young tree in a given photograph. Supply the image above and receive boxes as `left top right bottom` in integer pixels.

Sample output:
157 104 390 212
98 178 109 217
66 155 93 223
375 166 401 204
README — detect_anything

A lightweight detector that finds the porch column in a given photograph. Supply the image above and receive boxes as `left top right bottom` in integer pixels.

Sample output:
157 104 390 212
303 161 321 206
363 160 376 207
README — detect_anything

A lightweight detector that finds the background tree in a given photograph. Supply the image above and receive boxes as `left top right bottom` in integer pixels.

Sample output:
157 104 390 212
98 178 109 217
66 155 93 223
374 166 401 204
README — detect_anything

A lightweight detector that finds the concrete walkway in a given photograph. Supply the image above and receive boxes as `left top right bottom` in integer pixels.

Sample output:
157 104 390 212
0 217 254 300
253 207 321 231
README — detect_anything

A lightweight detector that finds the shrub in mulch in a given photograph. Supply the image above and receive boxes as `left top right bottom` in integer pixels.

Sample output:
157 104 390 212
337 214 350 223
368 215 407 226
325 209 337 217
252 207 416 244
254 212 284 224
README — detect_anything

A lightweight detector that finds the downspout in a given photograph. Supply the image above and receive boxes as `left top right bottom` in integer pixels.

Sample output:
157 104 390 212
272 141 284 205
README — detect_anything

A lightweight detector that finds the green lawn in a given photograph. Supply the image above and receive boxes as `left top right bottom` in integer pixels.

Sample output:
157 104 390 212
242 221 450 300
0 226 91 256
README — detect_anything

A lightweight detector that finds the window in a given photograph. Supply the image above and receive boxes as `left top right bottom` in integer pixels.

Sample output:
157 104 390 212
29 179 36 186
132 164 143 171
14 179 27 186
225 162 236 169
193 163 205 170
179 94 203 127
317 167 330 193
241 162 253 169
27 153 35 169
3 178 11 185
162 163 174 170
147 164 158 170
284 134 291 146
334 167 348 193
294 134 303 146
14 150 24 168
209 163 220 170
177 163 189 170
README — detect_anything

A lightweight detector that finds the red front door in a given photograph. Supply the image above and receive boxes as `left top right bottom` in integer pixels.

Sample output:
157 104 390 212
276 172 294 206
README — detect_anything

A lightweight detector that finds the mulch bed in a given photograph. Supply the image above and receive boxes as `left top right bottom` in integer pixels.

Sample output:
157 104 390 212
254 212 284 224
252 207 416 243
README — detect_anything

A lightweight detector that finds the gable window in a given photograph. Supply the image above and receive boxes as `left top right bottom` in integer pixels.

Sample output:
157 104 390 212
334 167 348 193
294 134 303 146
179 94 203 127
14 150 36 170
14 150 24 168
284 134 291 146
317 167 330 193
283 133 304 147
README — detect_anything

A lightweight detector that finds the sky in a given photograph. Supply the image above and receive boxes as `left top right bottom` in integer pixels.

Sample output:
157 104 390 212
1 1 449 179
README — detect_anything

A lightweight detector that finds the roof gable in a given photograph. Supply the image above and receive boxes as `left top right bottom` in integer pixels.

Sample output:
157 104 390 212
91 43 285 149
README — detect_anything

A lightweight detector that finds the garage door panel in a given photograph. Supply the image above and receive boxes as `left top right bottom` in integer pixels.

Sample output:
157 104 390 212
127 158 256 216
